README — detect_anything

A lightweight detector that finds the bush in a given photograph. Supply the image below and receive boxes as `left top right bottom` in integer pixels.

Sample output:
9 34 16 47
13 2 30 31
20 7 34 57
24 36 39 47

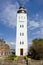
24 55 28 59
8 55 15 60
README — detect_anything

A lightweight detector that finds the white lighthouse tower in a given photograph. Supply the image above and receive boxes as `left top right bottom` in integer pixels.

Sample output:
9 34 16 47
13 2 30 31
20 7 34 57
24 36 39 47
16 6 28 56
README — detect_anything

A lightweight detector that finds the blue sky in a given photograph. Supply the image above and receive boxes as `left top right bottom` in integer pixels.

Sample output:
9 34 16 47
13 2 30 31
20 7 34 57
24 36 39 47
0 0 43 48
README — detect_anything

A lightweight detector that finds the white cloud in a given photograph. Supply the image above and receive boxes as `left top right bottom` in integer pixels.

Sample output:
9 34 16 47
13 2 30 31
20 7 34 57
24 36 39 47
28 20 39 30
28 19 43 35
40 28 43 34
32 31 40 35
34 14 39 20
0 1 43 31
34 0 43 6
0 2 19 28
20 0 29 5
40 20 43 27
27 14 43 30
10 42 15 45
6 41 16 49
36 14 39 17
0 33 4 36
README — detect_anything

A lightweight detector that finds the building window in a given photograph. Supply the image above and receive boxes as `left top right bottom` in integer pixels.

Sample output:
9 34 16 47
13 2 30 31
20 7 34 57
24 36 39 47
20 41 24 45
21 16 23 18
20 41 21 44
22 33 24 36
20 33 21 36
22 42 24 44
20 25 24 27
19 16 25 19
20 33 24 36
20 25 21 27
22 25 24 27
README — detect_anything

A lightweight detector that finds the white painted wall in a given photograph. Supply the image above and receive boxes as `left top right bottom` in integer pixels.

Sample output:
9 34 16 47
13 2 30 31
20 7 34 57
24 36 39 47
16 12 28 56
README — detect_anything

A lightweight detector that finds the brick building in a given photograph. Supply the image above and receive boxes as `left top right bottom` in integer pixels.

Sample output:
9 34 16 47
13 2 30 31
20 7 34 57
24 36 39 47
0 40 10 57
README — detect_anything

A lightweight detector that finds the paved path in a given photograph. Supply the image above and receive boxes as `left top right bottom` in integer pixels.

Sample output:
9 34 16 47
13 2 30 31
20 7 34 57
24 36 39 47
0 56 28 65
17 56 26 65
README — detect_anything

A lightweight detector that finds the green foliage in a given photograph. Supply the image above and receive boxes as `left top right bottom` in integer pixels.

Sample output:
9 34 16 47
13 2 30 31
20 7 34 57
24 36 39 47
8 55 16 60
29 38 43 60
24 55 28 60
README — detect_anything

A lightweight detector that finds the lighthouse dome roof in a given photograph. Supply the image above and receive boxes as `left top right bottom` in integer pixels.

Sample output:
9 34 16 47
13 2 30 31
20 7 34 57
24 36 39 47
17 6 27 13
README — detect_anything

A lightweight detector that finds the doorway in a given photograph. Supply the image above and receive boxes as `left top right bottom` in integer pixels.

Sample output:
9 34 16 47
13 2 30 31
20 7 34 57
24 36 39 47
20 49 23 55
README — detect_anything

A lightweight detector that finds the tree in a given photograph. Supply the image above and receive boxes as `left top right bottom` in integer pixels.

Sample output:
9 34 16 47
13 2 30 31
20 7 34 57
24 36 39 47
29 38 43 60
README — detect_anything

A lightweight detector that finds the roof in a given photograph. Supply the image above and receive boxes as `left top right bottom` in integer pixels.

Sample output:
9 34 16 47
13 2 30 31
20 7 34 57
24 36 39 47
17 6 27 13
19 6 25 9
5 44 10 49
0 40 10 51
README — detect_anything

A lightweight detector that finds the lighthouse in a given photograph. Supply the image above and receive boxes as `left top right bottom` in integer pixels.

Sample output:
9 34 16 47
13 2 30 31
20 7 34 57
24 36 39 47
16 6 28 56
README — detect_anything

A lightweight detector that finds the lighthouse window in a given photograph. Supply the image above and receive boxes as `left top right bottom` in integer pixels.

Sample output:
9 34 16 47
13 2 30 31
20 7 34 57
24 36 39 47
22 42 24 44
20 25 21 27
20 41 24 45
22 33 24 36
22 25 24 27
20 33 21 36
20 25 24 27
20 41 21 44
20 33 24 36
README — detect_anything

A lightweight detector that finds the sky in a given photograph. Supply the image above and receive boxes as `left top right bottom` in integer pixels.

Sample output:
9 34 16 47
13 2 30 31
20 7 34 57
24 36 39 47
0 0 43 49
